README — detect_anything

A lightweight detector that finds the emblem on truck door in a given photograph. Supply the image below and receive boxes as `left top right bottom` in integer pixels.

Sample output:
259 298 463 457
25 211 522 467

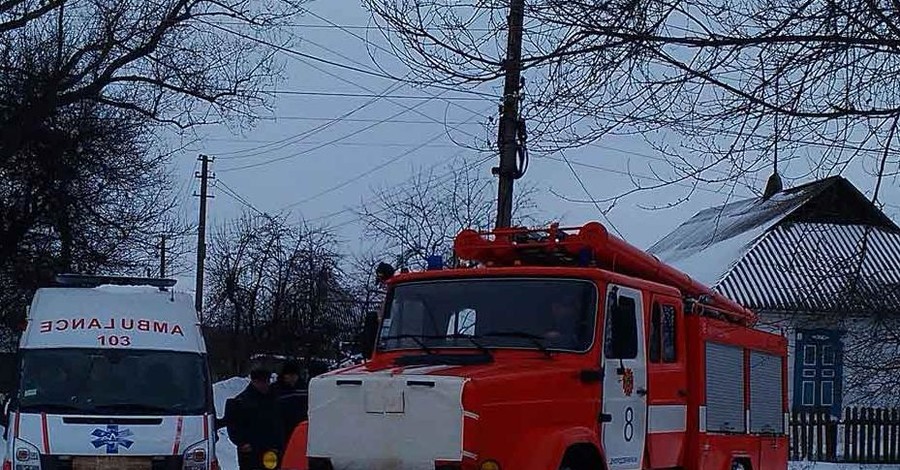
621 368 634 397
90 425 135 454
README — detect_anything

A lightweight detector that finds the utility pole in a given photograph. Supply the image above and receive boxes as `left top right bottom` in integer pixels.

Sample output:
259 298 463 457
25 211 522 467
493 0 526 229
194 154 214 321
159 235 167 278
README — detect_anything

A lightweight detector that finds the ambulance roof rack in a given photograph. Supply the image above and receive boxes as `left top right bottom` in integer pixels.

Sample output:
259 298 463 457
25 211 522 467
453 222 758 327
53 274 177 289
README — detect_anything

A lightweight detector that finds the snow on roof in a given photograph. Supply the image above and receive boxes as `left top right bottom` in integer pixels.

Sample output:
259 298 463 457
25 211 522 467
649 177 900 314
648 178 829 285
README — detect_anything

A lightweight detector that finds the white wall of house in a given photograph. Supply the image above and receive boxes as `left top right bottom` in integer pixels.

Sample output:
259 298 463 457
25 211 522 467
753 311 898 413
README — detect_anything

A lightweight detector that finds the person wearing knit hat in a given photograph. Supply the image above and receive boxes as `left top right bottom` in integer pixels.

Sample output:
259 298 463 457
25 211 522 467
272 360 308 450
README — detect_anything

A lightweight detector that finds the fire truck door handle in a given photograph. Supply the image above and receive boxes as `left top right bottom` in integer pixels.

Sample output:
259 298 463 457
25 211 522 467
636 388 647 397
579 369 604 383
600 413 613 423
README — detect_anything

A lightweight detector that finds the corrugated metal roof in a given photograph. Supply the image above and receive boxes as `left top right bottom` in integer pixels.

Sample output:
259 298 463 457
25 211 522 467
717 223 900 314
649 176 900 314
648 178 835 285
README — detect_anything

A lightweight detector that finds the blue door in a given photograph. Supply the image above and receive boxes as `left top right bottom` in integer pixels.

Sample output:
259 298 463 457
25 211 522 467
793 328 844 416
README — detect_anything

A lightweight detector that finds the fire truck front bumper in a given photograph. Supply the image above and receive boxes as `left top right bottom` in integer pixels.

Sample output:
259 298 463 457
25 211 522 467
305 372 467 470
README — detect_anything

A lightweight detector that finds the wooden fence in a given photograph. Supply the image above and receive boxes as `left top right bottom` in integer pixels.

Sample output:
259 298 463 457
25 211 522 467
790 407 900 463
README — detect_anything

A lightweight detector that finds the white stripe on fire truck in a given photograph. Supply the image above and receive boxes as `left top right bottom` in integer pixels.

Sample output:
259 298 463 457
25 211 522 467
647 405 686 433
699 406 707 433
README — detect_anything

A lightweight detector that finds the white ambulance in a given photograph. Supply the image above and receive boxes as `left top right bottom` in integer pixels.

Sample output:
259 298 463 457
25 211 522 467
1 274 217 470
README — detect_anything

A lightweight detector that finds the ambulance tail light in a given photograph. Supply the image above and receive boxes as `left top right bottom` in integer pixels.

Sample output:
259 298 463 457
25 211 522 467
2 459 10 470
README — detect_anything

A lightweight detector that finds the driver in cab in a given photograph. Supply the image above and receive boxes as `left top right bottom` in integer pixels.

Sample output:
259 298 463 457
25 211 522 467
543 297 582 349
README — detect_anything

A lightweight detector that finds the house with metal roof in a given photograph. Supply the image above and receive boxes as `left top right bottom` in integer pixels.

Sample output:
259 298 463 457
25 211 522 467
648 175 900 415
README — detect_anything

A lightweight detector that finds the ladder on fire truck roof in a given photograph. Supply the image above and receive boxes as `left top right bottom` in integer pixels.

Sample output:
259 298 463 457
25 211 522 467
452 222 757 327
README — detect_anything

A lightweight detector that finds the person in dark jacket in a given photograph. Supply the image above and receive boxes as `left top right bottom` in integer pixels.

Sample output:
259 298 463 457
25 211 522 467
271 360 308 448
224 368 284 470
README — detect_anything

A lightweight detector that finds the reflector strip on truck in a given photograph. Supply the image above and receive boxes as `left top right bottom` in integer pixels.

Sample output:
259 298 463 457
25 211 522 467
172 416 184 454
41 413 50 454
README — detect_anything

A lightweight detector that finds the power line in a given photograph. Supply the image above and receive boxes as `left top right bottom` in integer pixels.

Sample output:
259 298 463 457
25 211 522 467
216 180 266 216
265 90 487 101
209 140 467 149
279 105 493 209
216 81 409 159
541 154 752 197
212 20 501 33
212 37 492 166
202 19 494 99
223 116 476 125
282 39 491 142
316 156 497 232
282 11 497 118
212 153 495 237
218 88 456 173
558 152 625 238
202 20 409 83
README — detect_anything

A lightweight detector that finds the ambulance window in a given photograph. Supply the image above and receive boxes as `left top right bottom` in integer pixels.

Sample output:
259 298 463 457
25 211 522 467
649 303 661 363
662 304 677 363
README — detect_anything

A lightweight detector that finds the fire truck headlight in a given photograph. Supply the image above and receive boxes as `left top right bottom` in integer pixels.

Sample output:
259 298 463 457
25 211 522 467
480 460 500 470
262 450 278 470
181 440 209 470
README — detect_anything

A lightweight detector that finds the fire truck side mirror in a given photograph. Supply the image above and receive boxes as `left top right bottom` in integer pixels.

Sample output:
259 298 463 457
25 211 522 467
361 311 380 360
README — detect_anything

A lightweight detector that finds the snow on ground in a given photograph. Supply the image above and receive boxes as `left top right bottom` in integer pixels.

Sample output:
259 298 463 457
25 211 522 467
214 376 249 470
790 463 900 470
2 376 900 470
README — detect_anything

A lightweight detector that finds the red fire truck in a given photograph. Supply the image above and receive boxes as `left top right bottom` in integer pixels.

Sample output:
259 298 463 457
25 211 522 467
282 222 788 470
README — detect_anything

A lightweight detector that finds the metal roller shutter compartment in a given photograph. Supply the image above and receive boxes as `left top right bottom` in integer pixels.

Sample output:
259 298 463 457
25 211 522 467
706 342 745 433
750 351 784 434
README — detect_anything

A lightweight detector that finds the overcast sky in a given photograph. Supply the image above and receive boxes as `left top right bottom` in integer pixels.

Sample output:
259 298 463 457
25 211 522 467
165 1 900 292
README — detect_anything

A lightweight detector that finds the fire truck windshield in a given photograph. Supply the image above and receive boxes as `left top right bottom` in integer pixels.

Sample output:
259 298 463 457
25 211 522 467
379 278 598 353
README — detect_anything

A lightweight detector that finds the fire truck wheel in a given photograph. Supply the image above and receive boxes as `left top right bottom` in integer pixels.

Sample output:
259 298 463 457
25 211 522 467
558 444 601 470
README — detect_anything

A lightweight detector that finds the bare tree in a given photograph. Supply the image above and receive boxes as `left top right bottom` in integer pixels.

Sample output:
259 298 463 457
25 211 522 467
0 0 304 349
1 0 306 161
0 98 192 343
359 155 538 270
205 213 362 374
0 0 65 35
364 0 900 203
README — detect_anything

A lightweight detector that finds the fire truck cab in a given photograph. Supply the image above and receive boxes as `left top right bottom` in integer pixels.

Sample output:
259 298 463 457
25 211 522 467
285 222 788 470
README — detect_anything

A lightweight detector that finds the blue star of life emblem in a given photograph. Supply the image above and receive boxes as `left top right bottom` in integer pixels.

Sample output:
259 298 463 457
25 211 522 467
90 425 135 454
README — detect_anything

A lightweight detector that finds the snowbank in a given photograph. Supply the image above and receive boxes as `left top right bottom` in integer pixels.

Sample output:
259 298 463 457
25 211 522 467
790 463 900 470
213 376 249 470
